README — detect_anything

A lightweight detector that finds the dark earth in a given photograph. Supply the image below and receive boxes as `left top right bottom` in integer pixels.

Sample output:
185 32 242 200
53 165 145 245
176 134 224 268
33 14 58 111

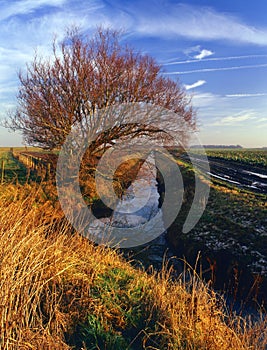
181 153 267 195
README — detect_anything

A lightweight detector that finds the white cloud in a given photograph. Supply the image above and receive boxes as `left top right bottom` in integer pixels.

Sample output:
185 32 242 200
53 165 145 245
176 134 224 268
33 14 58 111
192 92 267 116
189 91 267 147
165 63 267 75
0 0 68 21
191 92 223 108
0 0 266 148
135 3 267 46
182 46 214 61
0 84 17 99
210 113 256 126
256 117 267 122
225 93 267 97
194 49 214 60
183 45 201 56
184 80 206 90
0 0 108 118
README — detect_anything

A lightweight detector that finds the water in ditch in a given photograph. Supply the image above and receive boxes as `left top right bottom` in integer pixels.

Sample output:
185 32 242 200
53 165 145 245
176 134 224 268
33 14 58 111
88 153 266 318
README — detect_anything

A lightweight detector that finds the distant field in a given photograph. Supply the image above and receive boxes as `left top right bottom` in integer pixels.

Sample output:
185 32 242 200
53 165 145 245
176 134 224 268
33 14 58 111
2 147 266 167
0 146 44 155
190 148 267 167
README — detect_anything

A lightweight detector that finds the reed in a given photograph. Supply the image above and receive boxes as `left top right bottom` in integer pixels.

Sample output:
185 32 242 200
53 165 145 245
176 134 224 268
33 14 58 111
0 183 266 349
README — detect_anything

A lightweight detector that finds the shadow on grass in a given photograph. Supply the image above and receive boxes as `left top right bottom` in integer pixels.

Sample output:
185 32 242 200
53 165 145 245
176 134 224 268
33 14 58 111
0 151 42 185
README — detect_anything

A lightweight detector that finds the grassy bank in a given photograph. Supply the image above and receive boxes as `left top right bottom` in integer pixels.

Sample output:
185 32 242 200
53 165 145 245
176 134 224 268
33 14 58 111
0 183 266 349
165 156 267 309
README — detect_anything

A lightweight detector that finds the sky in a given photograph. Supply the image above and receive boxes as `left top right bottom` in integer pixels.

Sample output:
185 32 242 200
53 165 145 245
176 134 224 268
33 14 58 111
0 0 267 148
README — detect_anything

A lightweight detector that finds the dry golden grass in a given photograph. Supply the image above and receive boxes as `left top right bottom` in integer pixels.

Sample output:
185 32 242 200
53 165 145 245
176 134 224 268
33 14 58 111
0 183 266 349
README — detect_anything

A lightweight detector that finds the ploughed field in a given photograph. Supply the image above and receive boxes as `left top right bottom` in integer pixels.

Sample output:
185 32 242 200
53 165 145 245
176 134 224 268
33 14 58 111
181 148 267 194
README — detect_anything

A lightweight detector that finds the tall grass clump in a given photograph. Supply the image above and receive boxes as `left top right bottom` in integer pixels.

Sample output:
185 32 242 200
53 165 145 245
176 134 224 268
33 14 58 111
0 183 266 349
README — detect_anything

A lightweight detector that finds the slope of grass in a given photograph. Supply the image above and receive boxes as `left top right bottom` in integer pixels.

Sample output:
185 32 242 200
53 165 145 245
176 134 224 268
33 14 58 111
165 157 267 307
0 183 266 349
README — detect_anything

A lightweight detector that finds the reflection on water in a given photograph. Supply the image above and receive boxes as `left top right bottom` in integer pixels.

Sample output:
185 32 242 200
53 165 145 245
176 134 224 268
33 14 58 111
88 153 181 270
88 153 266 315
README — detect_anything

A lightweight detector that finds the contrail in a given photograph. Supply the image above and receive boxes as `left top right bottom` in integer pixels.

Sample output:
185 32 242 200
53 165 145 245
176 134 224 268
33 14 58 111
226 93 267 97
164 63 267 74
162 54 267 65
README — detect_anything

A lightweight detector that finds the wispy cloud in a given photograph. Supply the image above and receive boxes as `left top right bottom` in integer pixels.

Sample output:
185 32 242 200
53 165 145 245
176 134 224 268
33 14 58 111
165 63 267 74
0 0 107 118
256 117 267 122
208 112 256 126
0 0 67 21
134 3 267 45
184 80 206 90
192 92 224 107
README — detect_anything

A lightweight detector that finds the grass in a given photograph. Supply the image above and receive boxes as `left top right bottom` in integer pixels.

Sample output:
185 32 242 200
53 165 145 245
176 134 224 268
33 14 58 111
0 150 28 183
0 147 47 184
0 182 266 349
0 147 59 185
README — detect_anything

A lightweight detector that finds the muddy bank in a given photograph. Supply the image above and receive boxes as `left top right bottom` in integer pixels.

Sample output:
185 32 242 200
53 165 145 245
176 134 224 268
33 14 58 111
166 230 266 311
180 153 267 194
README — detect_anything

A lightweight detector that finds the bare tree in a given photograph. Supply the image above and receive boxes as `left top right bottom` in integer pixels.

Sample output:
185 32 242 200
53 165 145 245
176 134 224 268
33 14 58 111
9 28 195 152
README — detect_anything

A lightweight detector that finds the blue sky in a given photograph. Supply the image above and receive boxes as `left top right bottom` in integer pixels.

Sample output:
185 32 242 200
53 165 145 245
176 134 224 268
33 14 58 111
0 0 267 147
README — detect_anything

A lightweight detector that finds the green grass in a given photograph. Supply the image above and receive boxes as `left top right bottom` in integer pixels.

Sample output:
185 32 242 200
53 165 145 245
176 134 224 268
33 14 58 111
71 266 163 349
0 150 28 183
167 156 267 307
0 147 55 184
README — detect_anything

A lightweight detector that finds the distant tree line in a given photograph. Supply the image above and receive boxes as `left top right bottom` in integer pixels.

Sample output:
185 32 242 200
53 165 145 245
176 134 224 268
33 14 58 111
191 145 243 149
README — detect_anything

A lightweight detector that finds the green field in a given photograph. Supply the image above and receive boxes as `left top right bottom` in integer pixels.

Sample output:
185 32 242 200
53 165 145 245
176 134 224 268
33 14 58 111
191 148 267 167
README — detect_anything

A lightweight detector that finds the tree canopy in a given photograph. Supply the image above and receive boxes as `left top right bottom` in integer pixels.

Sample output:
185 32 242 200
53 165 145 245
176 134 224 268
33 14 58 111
10 28 196 151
